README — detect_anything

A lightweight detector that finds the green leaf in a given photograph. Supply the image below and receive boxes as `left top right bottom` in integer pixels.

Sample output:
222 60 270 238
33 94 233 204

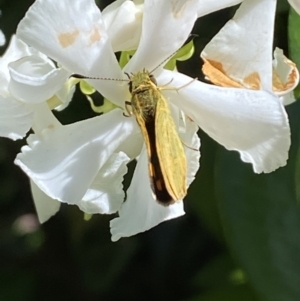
288 7 300 98
188 131 225 242
79 80 96 95
186 284 260 301
214 101 300 301
193 254 243 289
119 51 133 69
164 40 195 71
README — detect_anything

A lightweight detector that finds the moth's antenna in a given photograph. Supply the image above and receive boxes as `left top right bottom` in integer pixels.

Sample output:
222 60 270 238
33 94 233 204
149 34 198 74
149 51 178 75
72 73 129 82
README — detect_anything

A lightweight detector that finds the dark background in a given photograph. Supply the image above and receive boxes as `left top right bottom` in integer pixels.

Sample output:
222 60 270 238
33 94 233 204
0 1 300 300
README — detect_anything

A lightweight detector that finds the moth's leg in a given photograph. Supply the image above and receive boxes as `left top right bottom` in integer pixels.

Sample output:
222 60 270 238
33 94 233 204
123 101 133 117
160 78 198 93
159 78 174 88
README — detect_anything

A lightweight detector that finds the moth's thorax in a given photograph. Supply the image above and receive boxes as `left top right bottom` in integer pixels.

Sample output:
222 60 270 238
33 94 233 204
130 70 157 93
129 70 159 119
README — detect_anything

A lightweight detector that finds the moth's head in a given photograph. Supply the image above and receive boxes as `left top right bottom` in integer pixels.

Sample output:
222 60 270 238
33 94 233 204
127 70 157 93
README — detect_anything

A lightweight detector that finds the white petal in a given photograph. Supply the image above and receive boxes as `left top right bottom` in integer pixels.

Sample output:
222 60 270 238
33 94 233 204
0 36 34 94
80 151 130 214
279 93 296 106
17 0 127 106
197 0 242 17
288 0 300 14
15 109 138 206
160 70 290 173
110 147 185 242
272 48 299 105
30 180 60 223
0 74 9 96
0 95 33 140
52 82 76 111
8 55 70 103
31 102 61 136
201 0 276 92
179 115 200 186
125 0 199 73
103 0 143 52
116 130 143 160
0 30 5 46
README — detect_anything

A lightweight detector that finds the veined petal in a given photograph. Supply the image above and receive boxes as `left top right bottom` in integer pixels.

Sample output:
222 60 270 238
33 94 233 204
201 0 276 92
8 55 70 104
30 180 61 223
17 0 127 106
0 95 34 140
273 48 299 105
160 70 290 173
197 0 242 17
110 147 185 241
80 151 130 214
15 109 138 205
125 0 199 73
288 0 300 15
102 0 143 52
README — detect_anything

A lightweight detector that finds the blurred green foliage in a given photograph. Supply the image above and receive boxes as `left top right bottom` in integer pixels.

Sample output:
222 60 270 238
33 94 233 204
0 0 300 301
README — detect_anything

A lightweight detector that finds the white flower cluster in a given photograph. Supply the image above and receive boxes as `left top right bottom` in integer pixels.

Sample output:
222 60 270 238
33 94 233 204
0 0 299 241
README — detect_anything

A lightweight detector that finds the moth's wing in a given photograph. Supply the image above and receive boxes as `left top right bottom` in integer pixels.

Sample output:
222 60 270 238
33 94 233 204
155 94 187 202
132 94 175 204
131 94 153 162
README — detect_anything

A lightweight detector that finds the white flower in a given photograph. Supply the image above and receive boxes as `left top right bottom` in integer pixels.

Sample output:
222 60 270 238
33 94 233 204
16 0 290 240
201 0 299 106
0 35 73 140
0 36 77 222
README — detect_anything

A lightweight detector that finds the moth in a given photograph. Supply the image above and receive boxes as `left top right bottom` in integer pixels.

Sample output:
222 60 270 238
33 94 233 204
126 69 187 205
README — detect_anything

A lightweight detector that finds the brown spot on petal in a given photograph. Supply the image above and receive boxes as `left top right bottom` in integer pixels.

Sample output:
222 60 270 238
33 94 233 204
58 30 79 48
202 58 243 88
243 72 261 90
273 59 299 94
89 27 101 45
270 49 299 95
202 59 262 90
273 70 285 92
288 67 299 88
